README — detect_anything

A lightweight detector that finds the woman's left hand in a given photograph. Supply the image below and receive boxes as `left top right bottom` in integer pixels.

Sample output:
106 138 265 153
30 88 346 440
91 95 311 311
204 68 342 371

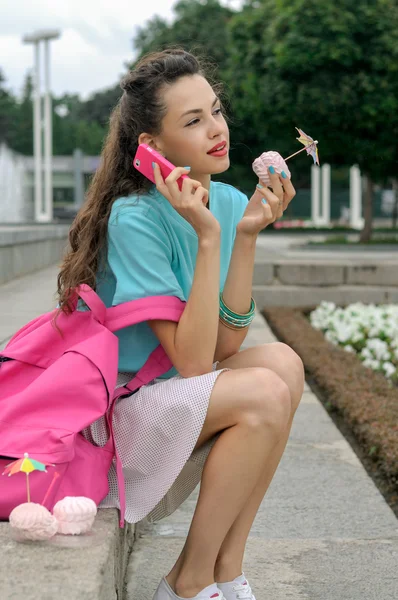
236 167 296 237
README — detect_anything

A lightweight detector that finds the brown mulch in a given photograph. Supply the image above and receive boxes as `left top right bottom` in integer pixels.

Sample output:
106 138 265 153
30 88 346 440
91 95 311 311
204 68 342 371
262 306 398 516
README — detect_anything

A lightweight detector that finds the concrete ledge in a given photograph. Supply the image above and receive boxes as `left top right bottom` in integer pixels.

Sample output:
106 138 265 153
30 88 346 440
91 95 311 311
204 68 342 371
252 284 397 307
252 263 274 285
0 225 69 247
346 264 398 285
254 260 398 286
277 264 345 286
0 226 69 285
0 509 135 600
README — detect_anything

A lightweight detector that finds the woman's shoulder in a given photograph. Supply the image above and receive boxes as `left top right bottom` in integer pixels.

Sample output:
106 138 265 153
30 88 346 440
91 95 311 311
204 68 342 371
109 188 160 226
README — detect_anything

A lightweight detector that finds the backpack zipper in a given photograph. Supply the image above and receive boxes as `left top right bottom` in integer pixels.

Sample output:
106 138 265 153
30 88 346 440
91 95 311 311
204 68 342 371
0 356 13 367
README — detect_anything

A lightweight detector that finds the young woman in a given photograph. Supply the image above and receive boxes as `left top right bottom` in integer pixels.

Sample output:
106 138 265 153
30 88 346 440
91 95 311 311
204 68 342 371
57 49 305 600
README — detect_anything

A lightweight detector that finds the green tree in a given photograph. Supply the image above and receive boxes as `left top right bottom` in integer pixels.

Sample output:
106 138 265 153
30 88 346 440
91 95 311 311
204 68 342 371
10 73 34 155
133 0 235 74
226 0 398 239
0 69 17 145
76 87 122 128
73 119 106 155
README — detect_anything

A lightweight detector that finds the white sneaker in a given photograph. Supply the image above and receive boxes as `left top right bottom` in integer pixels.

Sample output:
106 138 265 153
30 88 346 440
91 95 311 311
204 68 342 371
153 576 226 600
216 573 256 600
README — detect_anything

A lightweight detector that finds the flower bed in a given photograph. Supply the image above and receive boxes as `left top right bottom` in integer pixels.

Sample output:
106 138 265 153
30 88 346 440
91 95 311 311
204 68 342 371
262 305 398 512
310 302 398 385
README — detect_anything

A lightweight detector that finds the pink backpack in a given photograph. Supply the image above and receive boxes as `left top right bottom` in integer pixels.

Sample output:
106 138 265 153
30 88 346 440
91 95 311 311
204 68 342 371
0 284 185 528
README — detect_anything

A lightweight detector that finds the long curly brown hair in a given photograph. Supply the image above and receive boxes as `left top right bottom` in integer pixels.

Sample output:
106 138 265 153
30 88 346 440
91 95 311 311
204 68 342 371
56 48 223 318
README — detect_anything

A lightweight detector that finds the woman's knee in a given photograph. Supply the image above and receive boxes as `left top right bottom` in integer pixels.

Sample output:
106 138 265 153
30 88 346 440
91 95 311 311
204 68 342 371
277 343 305 410
242 367 292 434
273 343 304 380
264 343 305 411
262 342 304 378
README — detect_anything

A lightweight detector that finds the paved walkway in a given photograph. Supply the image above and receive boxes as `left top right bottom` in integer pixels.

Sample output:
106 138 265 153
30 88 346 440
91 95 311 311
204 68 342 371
0 264 59 348
1 265 397 599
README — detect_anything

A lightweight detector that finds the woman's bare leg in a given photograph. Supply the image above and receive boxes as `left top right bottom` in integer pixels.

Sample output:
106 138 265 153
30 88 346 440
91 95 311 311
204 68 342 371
164 367 291 599
167 342 305 589
169 420 297 587
213 412 296 583
213 342 305 582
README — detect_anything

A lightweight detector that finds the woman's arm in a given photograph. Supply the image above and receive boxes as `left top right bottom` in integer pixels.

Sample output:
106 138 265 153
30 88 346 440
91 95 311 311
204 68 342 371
148 164 223 378
214 167 296 363
149 232 221 378
214 229 257 363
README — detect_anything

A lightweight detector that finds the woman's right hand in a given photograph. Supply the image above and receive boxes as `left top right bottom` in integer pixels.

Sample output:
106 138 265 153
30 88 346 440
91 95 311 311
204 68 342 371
153 164 221 238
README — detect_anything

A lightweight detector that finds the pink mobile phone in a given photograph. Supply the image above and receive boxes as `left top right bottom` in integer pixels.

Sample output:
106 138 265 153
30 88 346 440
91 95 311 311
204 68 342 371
133 143 188 191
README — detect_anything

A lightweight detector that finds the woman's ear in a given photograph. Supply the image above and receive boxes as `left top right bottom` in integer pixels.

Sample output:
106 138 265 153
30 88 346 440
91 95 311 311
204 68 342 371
137 133 164 156
137 132 151 147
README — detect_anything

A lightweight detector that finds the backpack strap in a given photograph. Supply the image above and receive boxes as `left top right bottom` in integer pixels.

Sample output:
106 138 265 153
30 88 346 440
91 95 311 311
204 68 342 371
103 397 126 528
105 296 186 526
69 285 185 334
105 295 185 333
112 345 174 399
70 284 107 324
108 296 185 395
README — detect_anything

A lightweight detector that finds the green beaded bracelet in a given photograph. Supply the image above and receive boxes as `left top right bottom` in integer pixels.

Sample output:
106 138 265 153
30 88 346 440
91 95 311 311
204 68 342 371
219 305 253 326
219 316 253 330
219 292 256 317
219 291 256 329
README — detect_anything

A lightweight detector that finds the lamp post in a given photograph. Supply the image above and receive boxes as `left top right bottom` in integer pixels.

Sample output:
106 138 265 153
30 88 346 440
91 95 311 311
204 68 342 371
23 29 60 222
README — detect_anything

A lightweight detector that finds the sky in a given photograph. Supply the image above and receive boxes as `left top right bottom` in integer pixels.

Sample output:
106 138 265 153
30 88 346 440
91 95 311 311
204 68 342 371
0 0 241 100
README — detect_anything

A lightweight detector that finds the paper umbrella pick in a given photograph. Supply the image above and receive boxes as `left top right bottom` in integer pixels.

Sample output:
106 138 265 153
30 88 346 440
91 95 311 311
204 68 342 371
2 453 52 503
285 128 320 165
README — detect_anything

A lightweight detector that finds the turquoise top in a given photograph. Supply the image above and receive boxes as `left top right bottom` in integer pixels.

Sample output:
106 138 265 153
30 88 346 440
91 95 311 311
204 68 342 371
96 181 248 378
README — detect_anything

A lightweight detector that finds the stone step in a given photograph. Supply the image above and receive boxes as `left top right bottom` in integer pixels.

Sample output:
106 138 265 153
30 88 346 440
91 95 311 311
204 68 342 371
252 284 398 307
253 261 398 287
0 510 134 600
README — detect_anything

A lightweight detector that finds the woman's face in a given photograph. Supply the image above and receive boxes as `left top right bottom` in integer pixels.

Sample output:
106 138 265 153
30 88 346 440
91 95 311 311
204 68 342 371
153 74 230 179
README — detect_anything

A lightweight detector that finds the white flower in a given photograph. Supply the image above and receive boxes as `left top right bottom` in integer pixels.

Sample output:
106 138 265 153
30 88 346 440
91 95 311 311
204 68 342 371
310 302 398 381
334 322 355 343
319 301 336 313
382 362 396 378
391 337 398 350
344 345 355 353
363 358 381 370
361 347 373 360
366 339 390 361
351 330 365 343
325 330 338 345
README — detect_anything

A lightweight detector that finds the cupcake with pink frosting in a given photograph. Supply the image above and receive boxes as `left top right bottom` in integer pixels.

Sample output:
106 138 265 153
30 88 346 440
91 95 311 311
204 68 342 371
53 496 97 535
9 503 58 541
252 151 291 186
